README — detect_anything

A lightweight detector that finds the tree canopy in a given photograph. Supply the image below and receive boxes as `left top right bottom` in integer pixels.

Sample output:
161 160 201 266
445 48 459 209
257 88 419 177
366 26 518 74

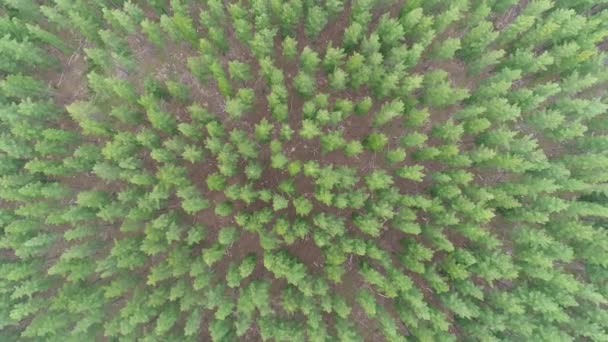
0 1 607 341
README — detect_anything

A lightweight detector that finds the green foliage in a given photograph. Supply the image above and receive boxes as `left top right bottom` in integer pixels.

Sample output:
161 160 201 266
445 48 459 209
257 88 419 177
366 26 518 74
300 47 320 73
300 119 321 139
272 194 289 211
432 37 461 60
245 161 263 180
215 201 233 217
459 20 498 61
423 70 469 107
254 118 273 142
184 309 202 336
0 34 50 72
293 196 313 217
229 61 252 82
206 172 226 191
226 88 255 119
363 132 388 151
3 4 608 342
251 28 276 58
329 68 348 91
344 140 364 157
165 80 190 102
305 6 328 37
140 98 177 133
323 43 346 71
353 98 372 117
66 101 111 136
385 148 406 164
320 130 346 153
0 73 48 99
365 170 394 191
280 124 294 141
282 36 298 59
374 99 404 127
293 71 316 97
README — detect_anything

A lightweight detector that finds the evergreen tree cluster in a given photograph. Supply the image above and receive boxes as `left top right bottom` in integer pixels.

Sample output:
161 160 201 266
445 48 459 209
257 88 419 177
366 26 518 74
0 0 607 341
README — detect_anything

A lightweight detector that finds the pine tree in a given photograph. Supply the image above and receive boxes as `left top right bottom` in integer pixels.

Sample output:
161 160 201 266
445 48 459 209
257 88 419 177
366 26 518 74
300 119 322 140
254 118 274 142
251 28 277 58
385 148 407 164
293 71 316 97
365 170 394 191
363 132 388 151
300 47 320 73
320 130 346 153
141 18 163 47
400 239 434 273
345 52 370 88
165 80 190 102
323 43 346 72
305 6 328 37
343 140 364 157
353 97 372 116
423 70 469 107
154 303 180 335
282 36 298 59
373 100 404 127
432 38 460 60
206 172 226 191
66 101 112 136
293 196 313 217
229 61 253 82
0 73 48 99
0 34 51 72
469 49 506 74
328 68 348 91
459 20 498 62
